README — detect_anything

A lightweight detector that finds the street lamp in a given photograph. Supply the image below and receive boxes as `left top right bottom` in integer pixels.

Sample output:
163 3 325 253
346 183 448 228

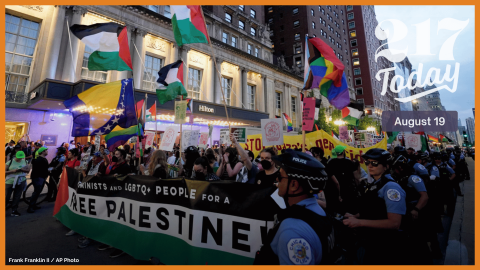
334 120 346 126
367 126 376 131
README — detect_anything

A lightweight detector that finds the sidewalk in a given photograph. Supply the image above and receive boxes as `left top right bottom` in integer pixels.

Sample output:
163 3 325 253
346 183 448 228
444 157 475 265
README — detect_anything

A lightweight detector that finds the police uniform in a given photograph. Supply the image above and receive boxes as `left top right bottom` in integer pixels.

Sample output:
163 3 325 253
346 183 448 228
270 197 325 265
413 163 430 183
356 173 407 264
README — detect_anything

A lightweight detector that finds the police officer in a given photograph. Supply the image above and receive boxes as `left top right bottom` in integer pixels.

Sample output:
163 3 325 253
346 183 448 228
342 148 407 265
412 153 431 184
254 149 330 265
390 155 431 264
432 152 456 216
46 146 66 202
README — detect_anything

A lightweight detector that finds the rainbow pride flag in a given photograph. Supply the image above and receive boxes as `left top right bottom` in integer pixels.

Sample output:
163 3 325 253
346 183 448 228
428 135 439 142
303 36 349 110
105 125 139 152
282 113 293 132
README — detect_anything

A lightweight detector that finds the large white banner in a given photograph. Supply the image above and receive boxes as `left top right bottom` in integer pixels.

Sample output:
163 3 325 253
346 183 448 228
159 126 179 151
261 118 284 147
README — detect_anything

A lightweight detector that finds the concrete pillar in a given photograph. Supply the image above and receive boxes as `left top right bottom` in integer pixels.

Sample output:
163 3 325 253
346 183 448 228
206 56 214 102
284 83 291 118
132 28 147 89
241 67 248 109
61 6 87 82
41 6 66 81
170 43 177 63
178 46 190 85
263 75 268 113
117 25 136 81
214 57 223 104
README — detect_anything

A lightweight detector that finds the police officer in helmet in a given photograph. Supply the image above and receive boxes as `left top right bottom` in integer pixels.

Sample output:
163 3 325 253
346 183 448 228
342 148 407 264
254 149 330 265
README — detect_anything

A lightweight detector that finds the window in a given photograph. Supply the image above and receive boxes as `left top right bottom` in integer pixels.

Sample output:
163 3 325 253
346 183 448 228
319 17 323 23
293 20 300 28
348 21 355 29
291 96 297 128
343 29 346 34
352 48 358 56
148 5 159 13
294 33 300 40
293 7 299 14
240 5 245 11
354 68 361 75
225 13 232 23
347 13 354 20
164 5 171 18
328 5 332 11
5 14 39 103
231 36 237 47
350 30 356 38
295 57 302 67
280 38 284 43
250 9 256 18
312 22 316 29
346 5 353 11
341 10 343 15
350 39 357 47
250 27 256 36
355 77 362 85
247 85 256 110
142 55 163 91
357 98 364 104
247 44 252 54
222 32 228 43
295 46 301 54
321 9 325 15
319 6 321 11
275 92 282 116
311 9 314 16
221 77 232 105
82 45 108 83
268 18 273 24
187 68 202 99
255 47 259 57
313 34 316 37
353 58 360 66
239 21 245 30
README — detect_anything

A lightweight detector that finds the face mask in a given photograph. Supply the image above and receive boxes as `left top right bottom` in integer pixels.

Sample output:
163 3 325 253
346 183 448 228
112 156 118 162
261 160 272 170
196 171 205 180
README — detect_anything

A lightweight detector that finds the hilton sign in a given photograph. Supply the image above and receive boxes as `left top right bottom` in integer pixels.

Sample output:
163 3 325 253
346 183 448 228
199 105 214 113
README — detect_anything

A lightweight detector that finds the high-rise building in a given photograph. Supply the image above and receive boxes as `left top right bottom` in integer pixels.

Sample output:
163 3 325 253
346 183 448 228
265 5 356 112
465 117 475 143
345 5 399 119
458 118 462 127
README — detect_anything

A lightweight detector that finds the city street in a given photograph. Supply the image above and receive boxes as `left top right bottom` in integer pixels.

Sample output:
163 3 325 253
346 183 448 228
5 157 475 265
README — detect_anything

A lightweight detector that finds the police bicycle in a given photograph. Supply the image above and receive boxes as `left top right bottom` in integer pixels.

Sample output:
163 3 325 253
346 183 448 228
22 170 59 206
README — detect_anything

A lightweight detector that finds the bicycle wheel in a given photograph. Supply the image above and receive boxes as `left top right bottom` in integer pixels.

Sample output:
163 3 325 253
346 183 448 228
22 180 49 206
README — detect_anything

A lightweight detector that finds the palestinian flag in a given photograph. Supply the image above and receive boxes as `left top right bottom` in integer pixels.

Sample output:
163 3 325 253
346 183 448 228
146 102 156 122
156 60 188 104
341 102 364 126
171 6 210 47
105 125 139 152
70 23 132 71
439 134 448 142
136 100 146 138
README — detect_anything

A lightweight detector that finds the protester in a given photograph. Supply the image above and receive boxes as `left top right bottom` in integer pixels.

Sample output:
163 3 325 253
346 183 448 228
217 146 241 181
141 150 169 179
255 147 278 187
192 156 221 181
19 140 33 163
5 140 16 162
180 146 200 178
5 151 30 216
65 148 81 169
47 147 67 202
104 149 131 176
28 147 49 213
227 133 258 184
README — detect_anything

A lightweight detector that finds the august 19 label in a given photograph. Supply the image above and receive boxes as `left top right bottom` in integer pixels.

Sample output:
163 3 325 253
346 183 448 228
382 111 458 132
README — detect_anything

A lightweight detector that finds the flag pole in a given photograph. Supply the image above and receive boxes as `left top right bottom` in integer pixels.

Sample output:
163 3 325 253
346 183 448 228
200 6 231 132
179 95 183 154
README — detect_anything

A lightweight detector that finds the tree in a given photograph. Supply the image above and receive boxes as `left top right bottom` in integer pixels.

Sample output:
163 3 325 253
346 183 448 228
358 115 381 132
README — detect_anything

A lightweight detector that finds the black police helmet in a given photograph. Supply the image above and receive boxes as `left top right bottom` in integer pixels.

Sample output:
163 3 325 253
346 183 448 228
362 148 393 164
392 155 409 168
394 146 407 156
272 149 328 192
56 146 67 155
431 152 442 159
418 152 429 159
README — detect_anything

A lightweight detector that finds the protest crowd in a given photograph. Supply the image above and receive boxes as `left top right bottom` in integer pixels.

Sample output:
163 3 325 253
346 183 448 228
5 130 473 264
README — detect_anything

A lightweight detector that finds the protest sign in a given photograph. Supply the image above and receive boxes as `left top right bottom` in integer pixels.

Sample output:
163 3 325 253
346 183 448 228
339 126 348 140
302 97 315 131
354 132 366 142
145 131 156 149
182 130 192 149
95 135 101 152
174 100 187 124
54 168 278 265
348 130 355 143
208 124 214 138
159 126 179 151
261 118 284 146
240 130 387 171
220 129 231 145
231 128 247 143
198 132 209 148
405 134 422 151
190 129 200 147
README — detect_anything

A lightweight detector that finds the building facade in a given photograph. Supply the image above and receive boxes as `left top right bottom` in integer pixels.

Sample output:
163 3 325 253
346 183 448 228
5 5 306 159
345 5 399 120
465 117 475 144
265 5 356 116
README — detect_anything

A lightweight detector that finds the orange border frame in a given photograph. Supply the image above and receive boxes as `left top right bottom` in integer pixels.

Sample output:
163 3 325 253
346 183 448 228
1 2 478 269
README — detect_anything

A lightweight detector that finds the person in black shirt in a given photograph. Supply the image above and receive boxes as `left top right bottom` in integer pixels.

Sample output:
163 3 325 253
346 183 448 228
255 147 279 187
106 149 131 176
193 156 221 181
143 150 169 179
28 147 49 213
